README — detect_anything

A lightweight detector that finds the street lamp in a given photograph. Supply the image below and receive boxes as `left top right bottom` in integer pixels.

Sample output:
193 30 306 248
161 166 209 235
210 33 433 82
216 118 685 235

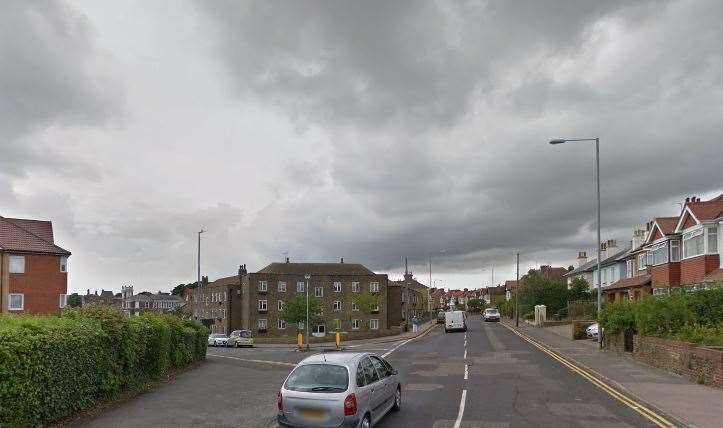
304 273 311 350
429 250 446 314
549 137 602 344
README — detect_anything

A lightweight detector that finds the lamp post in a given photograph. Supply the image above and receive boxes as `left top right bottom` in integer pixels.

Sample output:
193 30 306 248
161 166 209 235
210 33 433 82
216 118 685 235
196 229 205 321
549 137 602 344
429 250 446 315
304 273 310 350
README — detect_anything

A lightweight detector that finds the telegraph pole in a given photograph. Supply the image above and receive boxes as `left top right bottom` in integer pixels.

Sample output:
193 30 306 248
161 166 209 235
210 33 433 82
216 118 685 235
515 253 520 328
197 229 205 321
305 273 310 350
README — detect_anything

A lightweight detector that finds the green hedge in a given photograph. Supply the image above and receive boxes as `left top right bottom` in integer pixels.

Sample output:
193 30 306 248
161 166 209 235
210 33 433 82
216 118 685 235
0 307 207 427
599 287 723 345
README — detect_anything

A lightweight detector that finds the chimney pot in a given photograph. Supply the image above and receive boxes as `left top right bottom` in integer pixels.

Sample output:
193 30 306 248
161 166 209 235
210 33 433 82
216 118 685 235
340 257 344 264
285 257 290 263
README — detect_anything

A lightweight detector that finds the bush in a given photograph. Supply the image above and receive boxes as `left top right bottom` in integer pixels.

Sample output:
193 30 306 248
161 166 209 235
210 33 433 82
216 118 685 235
0 307 207 427
598 300 635 335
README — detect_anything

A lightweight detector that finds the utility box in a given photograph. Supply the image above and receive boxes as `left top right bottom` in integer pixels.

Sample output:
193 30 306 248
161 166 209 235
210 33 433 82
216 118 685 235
534 305 547 327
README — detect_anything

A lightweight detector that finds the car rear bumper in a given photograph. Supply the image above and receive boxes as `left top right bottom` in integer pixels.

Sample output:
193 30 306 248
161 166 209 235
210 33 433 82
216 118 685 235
277 414 360 428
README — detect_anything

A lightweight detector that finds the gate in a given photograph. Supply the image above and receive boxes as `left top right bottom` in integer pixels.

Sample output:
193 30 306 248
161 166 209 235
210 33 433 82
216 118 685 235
624 329 634 353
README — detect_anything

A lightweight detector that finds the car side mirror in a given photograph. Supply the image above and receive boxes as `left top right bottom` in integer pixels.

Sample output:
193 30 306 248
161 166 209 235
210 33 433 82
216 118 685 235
391 369 398 375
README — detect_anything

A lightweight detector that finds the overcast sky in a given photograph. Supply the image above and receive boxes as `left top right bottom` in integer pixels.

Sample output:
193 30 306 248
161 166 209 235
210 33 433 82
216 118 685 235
2 0 722 293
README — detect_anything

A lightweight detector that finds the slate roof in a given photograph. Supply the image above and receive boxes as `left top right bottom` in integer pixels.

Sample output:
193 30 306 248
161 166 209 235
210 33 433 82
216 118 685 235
565 244 631 276
0 216 70 255
604 274 651 291
257 262 376 276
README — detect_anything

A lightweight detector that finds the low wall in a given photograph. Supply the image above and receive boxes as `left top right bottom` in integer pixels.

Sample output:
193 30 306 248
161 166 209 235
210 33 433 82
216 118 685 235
605 331 627 355
542 320 570 327
633 335 723 388
571 320 596 340
255 326 405 344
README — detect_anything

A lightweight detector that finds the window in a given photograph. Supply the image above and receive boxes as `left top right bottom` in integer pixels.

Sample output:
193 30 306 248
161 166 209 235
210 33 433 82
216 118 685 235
370 282 380 293
626 260 633 278
297 281 305 292
356 362 366 387
258 281 268 292
352 302 359 312
9 256 25 274
683 228 705 258
361 357 379 384
315 287 323 297
313 324 325 334
278 281 287 292
352 319 361 330
653 288 669 297
371 303 379 313
649 242 668 266
258 300 268 311
334 319 341 330
8 294 24 311
370 319 379 330
370 356 390 378
60 256 68 272
258 319 268 330
333 281 342 292
59 294 68 308
670 240 681 262
333 300 342 311
277 319 286 329
351 282 360 293
278 300 284 311
637 253 647 270
707 227 718 253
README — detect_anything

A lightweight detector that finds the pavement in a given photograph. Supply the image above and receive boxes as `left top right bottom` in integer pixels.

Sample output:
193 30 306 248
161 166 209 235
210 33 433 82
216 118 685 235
508 320 723 428
71 316 663 428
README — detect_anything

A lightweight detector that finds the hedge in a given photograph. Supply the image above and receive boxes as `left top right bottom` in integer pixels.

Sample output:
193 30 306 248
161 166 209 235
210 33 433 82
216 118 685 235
0 307 207 427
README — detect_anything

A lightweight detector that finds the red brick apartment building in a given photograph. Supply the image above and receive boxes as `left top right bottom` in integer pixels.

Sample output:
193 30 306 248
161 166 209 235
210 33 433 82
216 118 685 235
0 216 71 314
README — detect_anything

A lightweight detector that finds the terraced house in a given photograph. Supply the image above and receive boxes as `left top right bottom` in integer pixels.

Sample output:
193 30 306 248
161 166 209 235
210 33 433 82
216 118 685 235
241 260 389 338
0 216 70 314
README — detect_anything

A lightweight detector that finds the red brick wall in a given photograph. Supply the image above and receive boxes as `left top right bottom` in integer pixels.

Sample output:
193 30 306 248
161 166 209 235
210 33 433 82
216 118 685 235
649 263 681 287
680 255 720 284
633 335 723 388
9 254 68 314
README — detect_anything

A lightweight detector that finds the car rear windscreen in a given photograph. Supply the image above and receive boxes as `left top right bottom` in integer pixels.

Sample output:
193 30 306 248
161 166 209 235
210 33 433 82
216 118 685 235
285 364 349 392
240 331 251 338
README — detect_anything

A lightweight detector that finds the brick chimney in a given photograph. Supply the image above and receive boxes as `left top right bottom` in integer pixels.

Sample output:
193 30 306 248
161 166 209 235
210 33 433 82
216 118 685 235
577 251 588 267
632 225 647 249
340 257 344 264
600 242 608 260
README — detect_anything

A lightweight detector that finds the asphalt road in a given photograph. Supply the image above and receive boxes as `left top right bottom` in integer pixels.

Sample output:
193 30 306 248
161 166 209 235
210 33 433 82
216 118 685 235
74 317 654 428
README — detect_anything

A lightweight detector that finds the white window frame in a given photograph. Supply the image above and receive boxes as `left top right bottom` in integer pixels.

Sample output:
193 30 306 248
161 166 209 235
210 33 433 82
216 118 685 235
670 240 681 262
370 282 380 293
351 282 360 293
8 293 24 311
298 321 305 330
297 281 305 292
333 300 342 311
9 255 25 274
370 319 380 330
683 228 705 259
278 281 287 292
372 303 379 312
626 259 633 278
352 302 359 312
333 281 342 293
315 286 324 298
637 253 647 270
258 299 268 311
258 319 268 330
277 319 286 329
707 226 718 254
60 256 68 272
652 288 669 297
59 294 68 308
351 319 360 330
333 319 341 330
278 300 284 311
258 281 268 292
649 242 669 266
313 324 326 334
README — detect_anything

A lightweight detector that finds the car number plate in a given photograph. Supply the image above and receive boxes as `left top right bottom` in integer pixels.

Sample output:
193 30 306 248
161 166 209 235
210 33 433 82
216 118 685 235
300 409 326 420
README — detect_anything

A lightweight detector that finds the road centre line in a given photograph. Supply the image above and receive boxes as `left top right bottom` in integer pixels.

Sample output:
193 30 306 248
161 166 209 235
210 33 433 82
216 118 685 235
207 354 296 367
501 323 674 428
464 364 469 380
453 389 467 428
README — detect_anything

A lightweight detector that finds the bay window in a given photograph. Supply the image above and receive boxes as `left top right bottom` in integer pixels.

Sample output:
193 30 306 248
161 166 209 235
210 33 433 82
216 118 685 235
683 229 704 258
649 242 668 266
707 227 718 253
637 253 647 270
670 240 680 262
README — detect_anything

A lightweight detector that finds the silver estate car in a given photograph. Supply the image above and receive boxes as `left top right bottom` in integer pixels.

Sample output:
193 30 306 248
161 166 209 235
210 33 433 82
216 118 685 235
277 352 401 428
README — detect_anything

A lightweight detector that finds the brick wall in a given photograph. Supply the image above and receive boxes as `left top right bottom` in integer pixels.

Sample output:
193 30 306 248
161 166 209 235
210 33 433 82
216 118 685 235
571 320 595 340
650 263 681 287
605 331 627 355
8 254 67 314
633 335 723 388
680 255 720 284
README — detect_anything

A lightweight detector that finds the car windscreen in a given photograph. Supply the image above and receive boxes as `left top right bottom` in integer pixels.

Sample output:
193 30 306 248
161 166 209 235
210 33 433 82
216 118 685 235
285 364 349 393
210 334 224 338
240 331 252 338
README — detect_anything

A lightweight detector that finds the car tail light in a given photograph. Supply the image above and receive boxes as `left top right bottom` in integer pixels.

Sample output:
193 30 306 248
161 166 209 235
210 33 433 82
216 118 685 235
277 391 283 412
344 393 357 416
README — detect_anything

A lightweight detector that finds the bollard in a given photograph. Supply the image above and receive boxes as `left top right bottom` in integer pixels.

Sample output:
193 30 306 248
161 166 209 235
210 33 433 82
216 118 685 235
335 331 341 348
297 333 303 349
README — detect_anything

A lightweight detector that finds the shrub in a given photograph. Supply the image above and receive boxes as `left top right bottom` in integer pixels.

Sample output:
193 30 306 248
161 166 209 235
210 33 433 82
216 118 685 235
633 293 695 336
0 308 207 427
598 300 635 335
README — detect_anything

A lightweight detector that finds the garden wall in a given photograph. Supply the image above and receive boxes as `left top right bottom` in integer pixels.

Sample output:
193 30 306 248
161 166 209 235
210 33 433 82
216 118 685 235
633 335 723 388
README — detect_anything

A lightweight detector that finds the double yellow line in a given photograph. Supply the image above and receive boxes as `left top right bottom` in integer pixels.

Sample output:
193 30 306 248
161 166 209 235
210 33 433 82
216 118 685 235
502 324 676 428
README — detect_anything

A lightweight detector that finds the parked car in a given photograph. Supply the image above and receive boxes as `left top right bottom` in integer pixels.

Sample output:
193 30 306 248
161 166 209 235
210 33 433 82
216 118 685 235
208 333 229 347
436 311 446 324
277 352 401 428
483 308 500 322
586 323 599 339
228 329 254 348
444 310 467 333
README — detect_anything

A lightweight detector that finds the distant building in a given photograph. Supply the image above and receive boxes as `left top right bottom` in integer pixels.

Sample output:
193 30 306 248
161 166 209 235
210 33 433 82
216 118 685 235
120 285 183 316
184 272 243 334
81 289 122 308
0 216 71 314
388 261 429 326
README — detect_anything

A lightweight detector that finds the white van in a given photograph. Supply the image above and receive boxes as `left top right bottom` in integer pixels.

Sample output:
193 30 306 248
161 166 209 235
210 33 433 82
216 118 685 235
444 310 467 333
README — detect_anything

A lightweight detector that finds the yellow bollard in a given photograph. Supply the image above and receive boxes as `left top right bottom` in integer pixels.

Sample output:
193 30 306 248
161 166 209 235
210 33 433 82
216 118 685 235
298 333 303 349
335 331 341 348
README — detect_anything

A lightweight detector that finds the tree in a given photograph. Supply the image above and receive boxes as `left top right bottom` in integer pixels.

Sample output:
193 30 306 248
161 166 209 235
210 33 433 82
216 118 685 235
353 291 380 315
280 295 323 329
518 272 569 315
67 293 82 308
171 304 193 320
466 298 486 313
568 277 592 301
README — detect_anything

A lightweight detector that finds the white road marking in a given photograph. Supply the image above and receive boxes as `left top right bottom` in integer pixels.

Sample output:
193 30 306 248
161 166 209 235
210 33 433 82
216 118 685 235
208 354 296 367
453 389 467 428
463 348 467 359
464 364 469 380
382 337 414 358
